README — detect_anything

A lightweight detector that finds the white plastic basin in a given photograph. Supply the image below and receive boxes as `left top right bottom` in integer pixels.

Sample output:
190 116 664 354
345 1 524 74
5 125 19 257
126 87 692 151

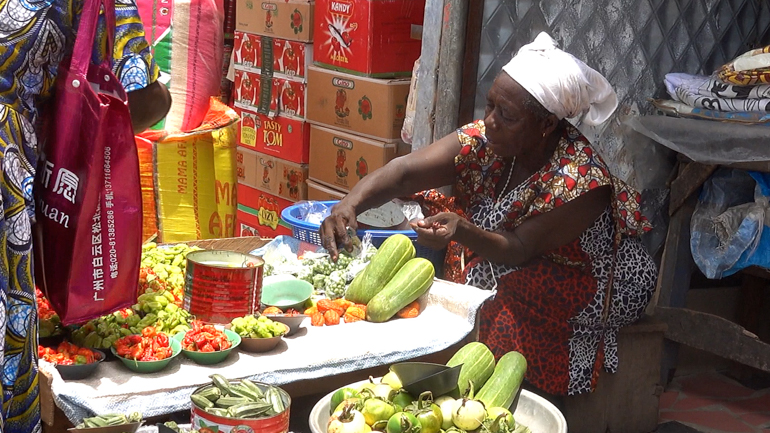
308 378 567 433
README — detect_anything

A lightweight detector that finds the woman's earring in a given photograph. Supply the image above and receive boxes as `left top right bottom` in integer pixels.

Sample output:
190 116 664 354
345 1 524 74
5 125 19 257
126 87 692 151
542 132 546 138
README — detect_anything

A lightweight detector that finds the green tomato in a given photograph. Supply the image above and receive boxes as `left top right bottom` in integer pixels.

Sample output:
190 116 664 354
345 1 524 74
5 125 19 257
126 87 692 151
331 388 361 415
412 404 442 433
334 398 363 415
361 398 396 427
386 412 421 433
391 390 415 412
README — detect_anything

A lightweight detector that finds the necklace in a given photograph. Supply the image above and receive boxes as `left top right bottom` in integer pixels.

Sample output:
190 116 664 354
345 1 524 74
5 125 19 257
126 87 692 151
495 157 515 206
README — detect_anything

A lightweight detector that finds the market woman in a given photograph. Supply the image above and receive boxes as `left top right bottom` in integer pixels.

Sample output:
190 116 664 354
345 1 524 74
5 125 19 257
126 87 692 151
321 33 657 399
0 1 170 428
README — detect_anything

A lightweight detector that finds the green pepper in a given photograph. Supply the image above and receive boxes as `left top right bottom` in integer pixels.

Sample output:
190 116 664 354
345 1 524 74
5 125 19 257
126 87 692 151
331 388 361 415
386 412 421 433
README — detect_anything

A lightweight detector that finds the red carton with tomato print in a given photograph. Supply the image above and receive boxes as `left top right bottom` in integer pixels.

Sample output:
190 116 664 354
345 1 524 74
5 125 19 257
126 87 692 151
233 32 313 80
236 185 294 237
233 69 270 110
233 70 306 119
235 107 311 164
314 0 424 77
233 31 263 70
308 124 398 192
236 0 314 43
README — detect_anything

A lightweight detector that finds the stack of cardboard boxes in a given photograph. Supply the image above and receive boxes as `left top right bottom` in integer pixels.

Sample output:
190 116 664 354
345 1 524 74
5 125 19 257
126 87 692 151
306 0 424 200
232 0 425 238
232 0 315 237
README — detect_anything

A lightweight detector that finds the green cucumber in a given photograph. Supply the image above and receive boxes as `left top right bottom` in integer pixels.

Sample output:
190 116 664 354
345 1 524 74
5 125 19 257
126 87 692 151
366 257 434 323
345 234 415 304
447 342 496 396
475 351 527 410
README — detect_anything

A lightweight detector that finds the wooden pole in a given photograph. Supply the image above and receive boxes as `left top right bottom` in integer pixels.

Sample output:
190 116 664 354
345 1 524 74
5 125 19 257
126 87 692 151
433 0 469 141
412 0 444 150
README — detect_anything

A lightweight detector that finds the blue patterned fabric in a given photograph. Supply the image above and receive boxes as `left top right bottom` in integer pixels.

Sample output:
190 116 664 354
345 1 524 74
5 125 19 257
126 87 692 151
0 0 157 429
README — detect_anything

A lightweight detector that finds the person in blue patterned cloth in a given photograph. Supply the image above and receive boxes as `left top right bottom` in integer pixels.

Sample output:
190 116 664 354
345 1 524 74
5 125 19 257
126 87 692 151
0 0 171 428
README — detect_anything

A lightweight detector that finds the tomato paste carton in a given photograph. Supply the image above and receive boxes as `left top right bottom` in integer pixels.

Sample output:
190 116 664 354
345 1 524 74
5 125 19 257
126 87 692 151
314 0 425 77
233 70 307 119
236 185 294 237
308 124 398 192
235 107 311 164
236 0 314 43
233 31 263 70
307 179 346 201
307 66 410 140
234 32 313 80
237 148 308 201
236 147 259 186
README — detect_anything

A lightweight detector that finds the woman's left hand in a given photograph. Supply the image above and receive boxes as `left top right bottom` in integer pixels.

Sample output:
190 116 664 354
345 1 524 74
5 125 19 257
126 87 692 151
410 212 463 250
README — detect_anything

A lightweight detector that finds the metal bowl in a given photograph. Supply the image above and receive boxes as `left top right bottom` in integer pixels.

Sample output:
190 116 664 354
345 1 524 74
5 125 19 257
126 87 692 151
54 349 106 380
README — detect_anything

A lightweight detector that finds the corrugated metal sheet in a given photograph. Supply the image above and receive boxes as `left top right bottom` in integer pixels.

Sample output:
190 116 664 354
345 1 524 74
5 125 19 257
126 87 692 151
475 0 770 120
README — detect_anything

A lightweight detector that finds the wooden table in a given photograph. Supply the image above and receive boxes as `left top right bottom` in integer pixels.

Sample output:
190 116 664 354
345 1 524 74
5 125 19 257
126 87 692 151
40 236 481 431
652 160 770 382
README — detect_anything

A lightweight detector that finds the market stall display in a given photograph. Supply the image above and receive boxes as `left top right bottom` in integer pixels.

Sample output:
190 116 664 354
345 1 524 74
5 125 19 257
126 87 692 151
309 342 567 433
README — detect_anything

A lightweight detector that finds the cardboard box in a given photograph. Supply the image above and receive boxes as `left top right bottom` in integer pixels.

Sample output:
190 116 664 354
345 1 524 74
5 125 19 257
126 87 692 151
236 0 314 43
237 148 309 201
233 69 307 119
314 0 424 77
234 32 313 80
236 147 259 186
309 124 397 191
307 178 346 201
307 66 410 140
235 106 311 164
237 185 295 237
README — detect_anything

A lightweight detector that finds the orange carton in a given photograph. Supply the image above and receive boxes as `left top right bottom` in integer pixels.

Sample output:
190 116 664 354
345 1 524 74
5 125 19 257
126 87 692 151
306 66 410 140
307 179 346 201
308 124 398 192
236 0 314 43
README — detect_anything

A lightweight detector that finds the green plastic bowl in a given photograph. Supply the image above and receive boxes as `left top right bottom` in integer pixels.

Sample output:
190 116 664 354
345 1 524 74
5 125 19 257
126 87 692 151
112 338 181 374
173 329 241 365
261 278 313 311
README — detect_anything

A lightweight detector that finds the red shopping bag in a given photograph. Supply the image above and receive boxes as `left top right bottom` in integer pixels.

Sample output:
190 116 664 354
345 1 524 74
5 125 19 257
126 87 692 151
34 0 142 325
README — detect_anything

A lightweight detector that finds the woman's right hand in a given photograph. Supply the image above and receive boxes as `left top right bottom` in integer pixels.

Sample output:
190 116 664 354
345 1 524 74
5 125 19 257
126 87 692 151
320 202 358 261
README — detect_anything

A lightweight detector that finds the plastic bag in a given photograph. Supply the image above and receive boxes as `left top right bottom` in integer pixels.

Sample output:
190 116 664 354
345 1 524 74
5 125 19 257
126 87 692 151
691 168 770 279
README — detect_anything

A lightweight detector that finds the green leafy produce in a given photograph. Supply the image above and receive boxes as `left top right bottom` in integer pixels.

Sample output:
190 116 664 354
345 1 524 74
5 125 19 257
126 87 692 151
229 315 287 339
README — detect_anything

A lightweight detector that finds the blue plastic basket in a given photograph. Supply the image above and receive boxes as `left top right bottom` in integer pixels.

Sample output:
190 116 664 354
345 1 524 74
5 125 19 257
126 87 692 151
280 201 445 273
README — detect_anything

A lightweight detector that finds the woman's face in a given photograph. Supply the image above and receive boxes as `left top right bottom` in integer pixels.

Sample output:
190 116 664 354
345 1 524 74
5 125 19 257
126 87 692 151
483 73 546 158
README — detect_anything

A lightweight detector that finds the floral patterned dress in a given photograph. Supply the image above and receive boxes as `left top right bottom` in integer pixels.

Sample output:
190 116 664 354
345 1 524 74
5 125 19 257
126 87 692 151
416 121 657 396
0 0 157 429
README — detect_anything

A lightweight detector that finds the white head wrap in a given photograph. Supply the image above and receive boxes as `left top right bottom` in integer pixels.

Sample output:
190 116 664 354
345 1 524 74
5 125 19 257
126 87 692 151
502 32 618 126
